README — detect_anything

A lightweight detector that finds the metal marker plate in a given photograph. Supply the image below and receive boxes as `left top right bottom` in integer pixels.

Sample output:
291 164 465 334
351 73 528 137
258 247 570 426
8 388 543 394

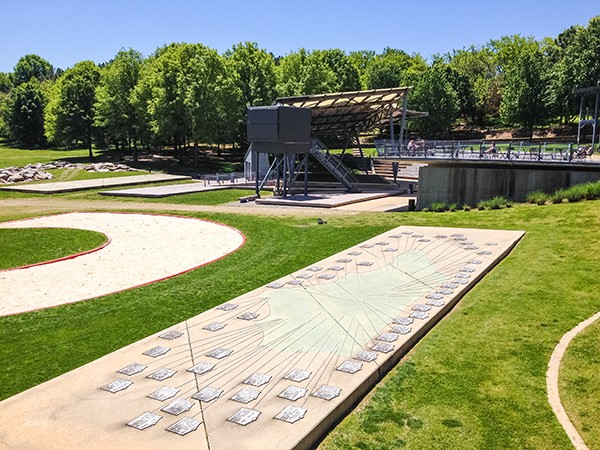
453 237 467 241
485 242 498 246
357 261 374 267
413 304 432 312
206 347 233 359
389 234 403 239
228 408 260 426
101 378 133 393
318 273 336 280
418 238 431 242
118 362 147 376
461 241 474 245
230 388 260 404
372 342 394 353
148 386 180 401
360 243 374 248
427 299 446 307
451 233 464 237
237 312 259 320
217 303 238 311
468 259 483 264
159 330 184 340
166 416 201 436
187 361 215 375
284 368 311 382
401 231 414 235
453 279 469 285
412 234 424 238
376 241 389 246
161 398 194 416
203 322 226 332
393 316 414 325
455 273 471 279
328 265 344 271
126 411 161 430
312 385 341 400
477 250 492 255
267 282 285 289
192 386 223 402
354 350 378 362
435 234 448 239
278 385 307 401
147 367 176 381
336 360 362 374
287 279 304 286
295 273 313 279
348 250 362 256
307 266 322 272
377 332 399 342
464 246 479 250
336 258 352 263
426 293 444 300
243 372 272 387
442 283 459 289
410 311 429 320
437 289 454 295
143 346 170 358
383 247 398 253
460 267 476 273
274 405 307 424
391 325 412 335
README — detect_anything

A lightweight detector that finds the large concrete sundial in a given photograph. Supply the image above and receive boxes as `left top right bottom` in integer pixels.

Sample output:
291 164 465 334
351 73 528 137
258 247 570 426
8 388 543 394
0 225 523 450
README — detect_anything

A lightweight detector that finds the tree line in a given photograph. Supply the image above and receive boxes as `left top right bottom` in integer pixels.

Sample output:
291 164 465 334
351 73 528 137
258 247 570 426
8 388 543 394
0 16 598 157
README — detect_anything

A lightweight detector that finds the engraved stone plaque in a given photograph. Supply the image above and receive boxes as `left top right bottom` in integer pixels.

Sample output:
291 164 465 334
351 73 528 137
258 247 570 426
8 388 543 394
159 330 184 340
413 304 432 312
426 293 444 300
393 316 414 325
143 346 170 358
318 273 336 280
354 350 377 362
377 332 399 342
427 299 446 307
287 279 304 286
328 265 344 271
243 372 272 387
192 386 223 402
336 360 362 373
375 241 389 246
437 288 454 295
295 273 313 279
410 311 429 320
230 388 260 404
312 385 341 400
166 417 201 436
127 411 161 430
217 303 238 311
372 342 394 353
147 367 176 381
278 385 307 401
307 266 323 272
391 325 412 335
284 368 311 382
359 243 374 248
401 231 414 235
118 362 147 376
336 258 352 263
101 378 133 393
227 408 260 426
206 347 233 359
460 267 476 273
452 279 469 285
383 248 398 252
357 261 374 267
442 283 459 289
237 312 259 320
468 259 483 264
203 322 226 332
148 386 180 401
455 273 471 279
161 398 194 416
267 282 285 289
275 405 307 424
435 234 448 239
187 361 215 375
348 250 362 256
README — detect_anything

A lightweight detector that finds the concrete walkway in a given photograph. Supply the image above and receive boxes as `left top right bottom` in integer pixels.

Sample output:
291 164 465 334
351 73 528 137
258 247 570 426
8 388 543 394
0 212 245 316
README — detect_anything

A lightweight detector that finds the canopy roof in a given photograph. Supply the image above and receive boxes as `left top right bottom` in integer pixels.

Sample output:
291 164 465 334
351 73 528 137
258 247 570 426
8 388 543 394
274 87 428 136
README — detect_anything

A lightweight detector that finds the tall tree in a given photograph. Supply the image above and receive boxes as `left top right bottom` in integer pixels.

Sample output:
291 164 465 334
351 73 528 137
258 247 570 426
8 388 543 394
94 49 143 158
7 79 47 146
45 61 100 158
14 54 54 85
314 49 361 92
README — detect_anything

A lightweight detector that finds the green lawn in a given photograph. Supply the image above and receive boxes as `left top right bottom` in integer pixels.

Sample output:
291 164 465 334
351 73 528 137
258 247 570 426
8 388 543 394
0 202 598 448
560 319 600 449
0 228 108 270
0 143 92 167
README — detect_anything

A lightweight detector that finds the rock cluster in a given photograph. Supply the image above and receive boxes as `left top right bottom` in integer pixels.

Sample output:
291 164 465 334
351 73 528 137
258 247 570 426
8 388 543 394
0 161 139 184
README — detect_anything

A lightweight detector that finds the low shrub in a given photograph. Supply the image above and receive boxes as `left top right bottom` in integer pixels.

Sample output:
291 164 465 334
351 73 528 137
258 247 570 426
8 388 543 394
430 202 449 212
448 203 458 212
478 196 511 210
526 190 549 205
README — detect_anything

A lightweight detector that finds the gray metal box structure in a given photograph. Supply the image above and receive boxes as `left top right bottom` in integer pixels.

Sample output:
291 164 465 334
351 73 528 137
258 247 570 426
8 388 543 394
247 106 311 153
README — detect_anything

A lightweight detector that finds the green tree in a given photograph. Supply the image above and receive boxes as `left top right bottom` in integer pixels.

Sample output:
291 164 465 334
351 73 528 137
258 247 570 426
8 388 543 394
94 49 143 158
409 62 459 135
14 54 54 85
0 72 13 93
364 48 426 89
348 50 376 89
315 49 361 92
6 79 47 146
45 61 100 158
276 49 338 96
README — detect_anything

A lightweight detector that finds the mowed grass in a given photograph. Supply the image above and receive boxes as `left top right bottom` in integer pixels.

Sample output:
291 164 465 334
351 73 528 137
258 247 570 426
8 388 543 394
0 228 108 270
0 202 599 448
0 143 92 167
560 319 600 449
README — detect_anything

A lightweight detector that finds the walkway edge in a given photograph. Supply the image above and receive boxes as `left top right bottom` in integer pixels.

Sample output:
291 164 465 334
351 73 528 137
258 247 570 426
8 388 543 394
546 311 600 450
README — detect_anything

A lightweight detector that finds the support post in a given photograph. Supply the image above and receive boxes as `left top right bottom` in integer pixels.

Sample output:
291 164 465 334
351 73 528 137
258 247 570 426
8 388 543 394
577 94 585 146
593 91 599 151
389 110 395 143
304 152 309 196
398 93 409 151
254 150 260 196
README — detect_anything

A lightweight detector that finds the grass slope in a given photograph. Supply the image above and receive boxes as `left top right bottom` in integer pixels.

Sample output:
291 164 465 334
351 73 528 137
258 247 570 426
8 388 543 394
0 228 107 270
0 203 598 449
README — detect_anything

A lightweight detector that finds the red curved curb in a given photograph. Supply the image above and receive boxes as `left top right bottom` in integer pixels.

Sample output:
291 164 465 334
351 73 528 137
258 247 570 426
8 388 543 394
1 211 246 317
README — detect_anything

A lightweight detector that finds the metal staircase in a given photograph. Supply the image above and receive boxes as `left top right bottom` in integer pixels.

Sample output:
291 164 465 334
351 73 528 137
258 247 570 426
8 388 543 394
310 138 361 192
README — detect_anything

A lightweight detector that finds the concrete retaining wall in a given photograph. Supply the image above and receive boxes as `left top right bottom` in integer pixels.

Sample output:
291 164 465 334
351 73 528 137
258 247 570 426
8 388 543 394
418 161 600 208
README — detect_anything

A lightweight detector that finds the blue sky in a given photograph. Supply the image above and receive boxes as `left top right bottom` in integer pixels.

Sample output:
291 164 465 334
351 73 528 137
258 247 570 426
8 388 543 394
1 1 598 72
